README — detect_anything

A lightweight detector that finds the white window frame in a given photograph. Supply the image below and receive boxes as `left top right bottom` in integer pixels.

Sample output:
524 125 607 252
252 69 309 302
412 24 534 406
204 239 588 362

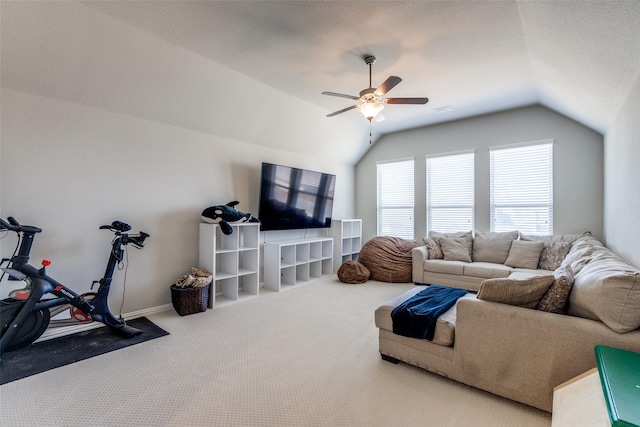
490 140 553 235
376 158 414 240
426 150 475 234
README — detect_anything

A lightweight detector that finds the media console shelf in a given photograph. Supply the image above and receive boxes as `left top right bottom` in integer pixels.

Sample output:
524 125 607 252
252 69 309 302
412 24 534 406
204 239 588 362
263 238 333 291
199 222 260 308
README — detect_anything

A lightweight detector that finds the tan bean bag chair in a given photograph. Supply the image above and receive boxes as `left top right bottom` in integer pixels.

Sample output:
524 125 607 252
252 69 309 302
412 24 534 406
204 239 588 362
358 236 417 283
337 260 371 284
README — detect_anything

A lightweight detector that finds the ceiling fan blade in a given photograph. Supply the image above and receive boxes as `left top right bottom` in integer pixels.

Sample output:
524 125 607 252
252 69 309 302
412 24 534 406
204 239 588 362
327 105 358 117
322 91 359 100
384 97 429 105
374 76 402 96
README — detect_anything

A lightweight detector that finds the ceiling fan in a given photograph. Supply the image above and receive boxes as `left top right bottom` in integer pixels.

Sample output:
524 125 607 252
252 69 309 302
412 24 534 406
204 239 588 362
322 55 429 123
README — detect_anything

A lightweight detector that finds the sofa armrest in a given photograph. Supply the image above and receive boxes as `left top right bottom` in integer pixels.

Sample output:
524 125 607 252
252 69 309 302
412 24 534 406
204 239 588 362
453 298 640 412
412 246 428 283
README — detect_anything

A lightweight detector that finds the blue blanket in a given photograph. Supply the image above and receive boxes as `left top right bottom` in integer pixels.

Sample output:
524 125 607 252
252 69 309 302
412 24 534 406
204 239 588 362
391 285 467 341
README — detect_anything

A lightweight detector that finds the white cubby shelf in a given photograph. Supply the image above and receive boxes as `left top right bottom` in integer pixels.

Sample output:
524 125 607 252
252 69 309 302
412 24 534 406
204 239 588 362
199 222 260 308
263 237 333 291
330 219 362 272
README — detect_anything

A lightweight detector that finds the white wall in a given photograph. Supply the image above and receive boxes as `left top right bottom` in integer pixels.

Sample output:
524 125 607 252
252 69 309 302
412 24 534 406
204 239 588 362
0 89 354 311
604 76 640 267
355 105 604 243
0 2 359 313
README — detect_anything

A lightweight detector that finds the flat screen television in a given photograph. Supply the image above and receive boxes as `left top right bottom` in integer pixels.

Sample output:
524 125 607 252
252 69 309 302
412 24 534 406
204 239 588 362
258 162 336 231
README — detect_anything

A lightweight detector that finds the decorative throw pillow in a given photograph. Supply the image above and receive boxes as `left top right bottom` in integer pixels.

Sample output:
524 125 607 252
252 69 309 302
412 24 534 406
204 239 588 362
422 237 444 259
472 231 518 264
504 240 545 269
537 242 572 270
477 275 555 309
537 265 574 313
520 234 580 270
429 231 473 257
438 237 472 262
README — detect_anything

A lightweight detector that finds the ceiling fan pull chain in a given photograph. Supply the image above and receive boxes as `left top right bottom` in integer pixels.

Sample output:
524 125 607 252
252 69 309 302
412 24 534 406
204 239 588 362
369 120 372 144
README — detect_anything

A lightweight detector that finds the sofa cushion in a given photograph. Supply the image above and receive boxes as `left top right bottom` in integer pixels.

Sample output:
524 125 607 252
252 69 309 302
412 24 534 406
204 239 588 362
438 237 472 262
463 262 512 279
422 237 444 259
423 259 465 275
504 240 545 269
568 247 640 333
375 286 477 347
477 275 555 308
536 264 574 313
472 231 518 264
509 268 553 280
560 235 598 275
429 231 473 257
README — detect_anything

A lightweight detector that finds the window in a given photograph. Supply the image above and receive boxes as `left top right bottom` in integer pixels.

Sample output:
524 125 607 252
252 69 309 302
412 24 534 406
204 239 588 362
426 152 475 233
490 141 553 235
377 158 414 239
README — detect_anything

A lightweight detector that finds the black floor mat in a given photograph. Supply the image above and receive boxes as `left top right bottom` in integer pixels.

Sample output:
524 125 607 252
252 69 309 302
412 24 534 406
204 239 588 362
0 317 169 385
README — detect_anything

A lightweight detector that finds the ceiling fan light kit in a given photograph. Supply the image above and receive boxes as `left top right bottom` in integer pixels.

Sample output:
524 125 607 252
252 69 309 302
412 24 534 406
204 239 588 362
322 55 429 143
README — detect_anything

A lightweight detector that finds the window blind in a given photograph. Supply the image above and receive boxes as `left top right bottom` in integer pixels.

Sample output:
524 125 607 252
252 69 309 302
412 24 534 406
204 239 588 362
490 141 553 235
377 159 414 239
426 152 474 233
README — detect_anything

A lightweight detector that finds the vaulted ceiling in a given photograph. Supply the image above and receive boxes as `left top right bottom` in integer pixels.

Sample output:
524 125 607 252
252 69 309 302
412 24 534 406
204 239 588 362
81 0 640 136
3 1 640 164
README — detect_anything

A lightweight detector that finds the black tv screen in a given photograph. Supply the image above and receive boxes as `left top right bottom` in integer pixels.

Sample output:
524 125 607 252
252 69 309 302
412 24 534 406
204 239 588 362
258 162 336 231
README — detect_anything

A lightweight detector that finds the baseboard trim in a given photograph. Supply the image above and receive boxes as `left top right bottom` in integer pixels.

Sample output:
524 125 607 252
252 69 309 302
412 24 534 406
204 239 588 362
36 304 173 342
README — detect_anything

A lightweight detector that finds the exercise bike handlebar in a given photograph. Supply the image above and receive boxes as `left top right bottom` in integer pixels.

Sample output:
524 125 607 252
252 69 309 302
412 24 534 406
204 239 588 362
99 221 149 249
0 217 42 234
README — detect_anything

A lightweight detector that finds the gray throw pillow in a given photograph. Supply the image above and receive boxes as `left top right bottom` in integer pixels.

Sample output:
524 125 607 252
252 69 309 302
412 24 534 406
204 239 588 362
504 240 545 269
472 231 518 264
438 237 472 262
429 231 473 257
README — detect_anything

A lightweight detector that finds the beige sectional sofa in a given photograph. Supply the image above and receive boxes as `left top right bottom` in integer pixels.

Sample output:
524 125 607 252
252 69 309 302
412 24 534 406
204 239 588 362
376 232 640 412
412 230 580 290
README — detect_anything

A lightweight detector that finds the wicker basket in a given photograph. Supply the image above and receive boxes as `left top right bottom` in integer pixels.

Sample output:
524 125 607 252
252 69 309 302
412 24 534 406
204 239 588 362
170 284 209 316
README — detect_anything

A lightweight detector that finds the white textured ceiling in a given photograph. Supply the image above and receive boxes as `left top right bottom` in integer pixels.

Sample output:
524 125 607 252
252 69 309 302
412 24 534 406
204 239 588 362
80 0 640 136
3 1 640 163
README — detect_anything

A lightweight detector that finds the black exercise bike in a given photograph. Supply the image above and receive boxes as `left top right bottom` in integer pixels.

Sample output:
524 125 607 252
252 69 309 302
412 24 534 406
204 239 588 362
0 217 149 359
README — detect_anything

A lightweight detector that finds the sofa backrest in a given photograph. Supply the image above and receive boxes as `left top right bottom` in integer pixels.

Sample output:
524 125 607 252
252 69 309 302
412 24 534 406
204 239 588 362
565 236 640 333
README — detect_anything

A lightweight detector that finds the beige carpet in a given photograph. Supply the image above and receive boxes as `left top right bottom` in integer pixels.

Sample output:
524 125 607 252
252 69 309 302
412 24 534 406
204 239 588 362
0 278 551 426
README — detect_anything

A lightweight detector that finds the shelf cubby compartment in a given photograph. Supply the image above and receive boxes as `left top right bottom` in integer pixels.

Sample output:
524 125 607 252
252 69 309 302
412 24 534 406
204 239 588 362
322 240 332 259
309 241 322 261
322 258 333 276
238 223 259 249
280 245 296 267
309 260 322 278
281 266 296 288
296 243 310 264
215 226 238 252
239 249 258 275
214 277 238 305
238 273 259 298
215 251 238 278
296 263 310 282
